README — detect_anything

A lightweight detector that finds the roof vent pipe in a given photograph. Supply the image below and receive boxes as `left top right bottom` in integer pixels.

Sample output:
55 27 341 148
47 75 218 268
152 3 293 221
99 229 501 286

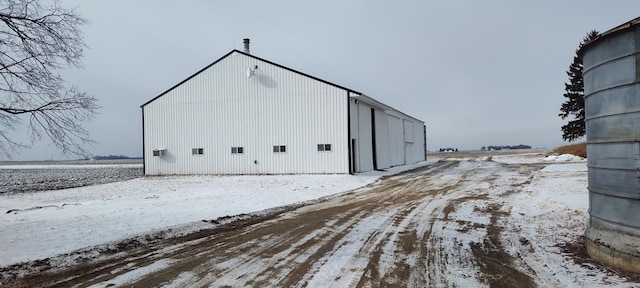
243 38 250 54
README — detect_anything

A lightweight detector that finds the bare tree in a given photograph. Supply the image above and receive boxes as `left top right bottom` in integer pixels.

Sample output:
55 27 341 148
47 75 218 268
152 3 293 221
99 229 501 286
0 0 98 158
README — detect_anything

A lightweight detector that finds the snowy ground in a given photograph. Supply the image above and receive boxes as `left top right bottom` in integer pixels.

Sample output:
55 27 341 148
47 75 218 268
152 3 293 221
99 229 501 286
0 161 142 194
0 161 426 267
2 151 638 287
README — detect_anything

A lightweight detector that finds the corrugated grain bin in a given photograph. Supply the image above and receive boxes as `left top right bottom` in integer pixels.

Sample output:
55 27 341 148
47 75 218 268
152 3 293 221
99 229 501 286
582 16 640 272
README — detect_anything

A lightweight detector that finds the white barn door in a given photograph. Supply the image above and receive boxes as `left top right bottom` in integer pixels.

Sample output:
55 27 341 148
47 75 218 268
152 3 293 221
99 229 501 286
388 115 404 166
356 103 374 172
374 109 390 169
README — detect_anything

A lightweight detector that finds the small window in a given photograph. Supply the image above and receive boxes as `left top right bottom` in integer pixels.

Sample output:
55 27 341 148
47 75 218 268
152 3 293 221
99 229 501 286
317 144 332 152
192 148 204 155
231 147 244 154
273 145 286 153
153 149 166 157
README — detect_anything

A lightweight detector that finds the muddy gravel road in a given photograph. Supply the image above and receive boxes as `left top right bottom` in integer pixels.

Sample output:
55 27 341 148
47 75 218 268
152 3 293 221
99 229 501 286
4 156 625 287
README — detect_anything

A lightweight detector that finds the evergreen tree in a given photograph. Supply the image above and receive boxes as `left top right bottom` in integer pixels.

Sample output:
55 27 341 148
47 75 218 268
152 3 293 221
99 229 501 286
560 30 599 142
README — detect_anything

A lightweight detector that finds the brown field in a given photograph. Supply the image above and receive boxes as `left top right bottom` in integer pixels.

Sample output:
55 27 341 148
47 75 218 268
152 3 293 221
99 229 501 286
553 142 587 158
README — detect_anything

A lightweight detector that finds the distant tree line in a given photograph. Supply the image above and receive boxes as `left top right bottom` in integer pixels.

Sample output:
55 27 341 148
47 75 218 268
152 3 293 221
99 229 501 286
439 148 458 152
88 155 142 160
481 145 531 151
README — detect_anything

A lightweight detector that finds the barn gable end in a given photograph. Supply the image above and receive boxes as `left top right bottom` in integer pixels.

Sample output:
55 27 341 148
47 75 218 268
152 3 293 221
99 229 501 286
142 49 426 175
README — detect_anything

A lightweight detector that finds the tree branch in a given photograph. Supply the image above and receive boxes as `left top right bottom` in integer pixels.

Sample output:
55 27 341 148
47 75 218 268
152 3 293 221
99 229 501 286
0 0 96 158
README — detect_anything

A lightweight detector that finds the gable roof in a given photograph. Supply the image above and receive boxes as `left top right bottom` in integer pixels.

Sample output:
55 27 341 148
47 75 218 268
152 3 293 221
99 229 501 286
141 50 363 108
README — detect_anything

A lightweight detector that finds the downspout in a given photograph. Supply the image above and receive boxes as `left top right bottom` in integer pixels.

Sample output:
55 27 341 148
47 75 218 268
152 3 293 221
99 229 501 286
371 107 377 170
347 91 353 174
141 106 146 175
424 124 427 161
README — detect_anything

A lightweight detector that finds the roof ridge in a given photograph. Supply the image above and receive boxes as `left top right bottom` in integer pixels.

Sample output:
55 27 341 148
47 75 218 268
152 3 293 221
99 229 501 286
141 50 363 108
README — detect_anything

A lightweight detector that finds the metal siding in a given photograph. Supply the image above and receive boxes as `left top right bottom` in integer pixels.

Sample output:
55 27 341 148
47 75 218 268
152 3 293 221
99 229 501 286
582 31 634 70
403 119 414 143
143 51 349 174
584 25 640 230
584 56 635 96
344 94 426 165
349 98 360 171
590 193 640 228
386 110 425 166
374 109 390 169
585 85 640 120
410 118 426 163
356 102 374 172
346 105 425 172
387 114 404 166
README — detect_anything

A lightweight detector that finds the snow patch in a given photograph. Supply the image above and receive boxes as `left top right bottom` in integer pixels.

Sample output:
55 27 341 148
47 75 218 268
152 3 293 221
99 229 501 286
88 259 174 287
544 154 584 162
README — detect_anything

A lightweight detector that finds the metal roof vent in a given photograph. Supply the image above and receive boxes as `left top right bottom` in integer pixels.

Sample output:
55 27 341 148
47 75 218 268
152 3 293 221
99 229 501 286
243 38 250 54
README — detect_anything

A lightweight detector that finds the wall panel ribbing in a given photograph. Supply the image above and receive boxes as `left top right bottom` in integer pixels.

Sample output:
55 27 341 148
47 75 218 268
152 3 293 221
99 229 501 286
386 110 425 166
356 102 374 172
374 109 390 169
143 52 349 175
387 115 404 166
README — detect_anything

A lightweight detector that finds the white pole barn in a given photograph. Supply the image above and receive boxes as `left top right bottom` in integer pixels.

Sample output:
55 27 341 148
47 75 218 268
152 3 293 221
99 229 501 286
141 41 425 175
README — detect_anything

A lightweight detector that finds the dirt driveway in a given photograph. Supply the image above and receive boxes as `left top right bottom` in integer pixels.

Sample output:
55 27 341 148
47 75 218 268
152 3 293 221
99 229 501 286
3 155 635 287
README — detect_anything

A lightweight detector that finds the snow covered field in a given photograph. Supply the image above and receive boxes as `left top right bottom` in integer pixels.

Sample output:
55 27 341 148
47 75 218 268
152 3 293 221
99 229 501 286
2 151 638 287
0 161 425 267
0 161 142 194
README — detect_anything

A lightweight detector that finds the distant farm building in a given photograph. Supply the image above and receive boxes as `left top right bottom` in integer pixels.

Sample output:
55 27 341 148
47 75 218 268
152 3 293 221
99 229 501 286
141 40 426 175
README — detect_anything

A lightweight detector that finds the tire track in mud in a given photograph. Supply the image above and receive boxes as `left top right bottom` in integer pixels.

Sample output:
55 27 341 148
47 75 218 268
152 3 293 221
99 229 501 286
153 161 464 287
5 158 544 287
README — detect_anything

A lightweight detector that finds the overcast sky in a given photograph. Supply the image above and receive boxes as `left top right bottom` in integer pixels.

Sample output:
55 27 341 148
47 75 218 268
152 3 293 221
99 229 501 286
10 0 640 160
